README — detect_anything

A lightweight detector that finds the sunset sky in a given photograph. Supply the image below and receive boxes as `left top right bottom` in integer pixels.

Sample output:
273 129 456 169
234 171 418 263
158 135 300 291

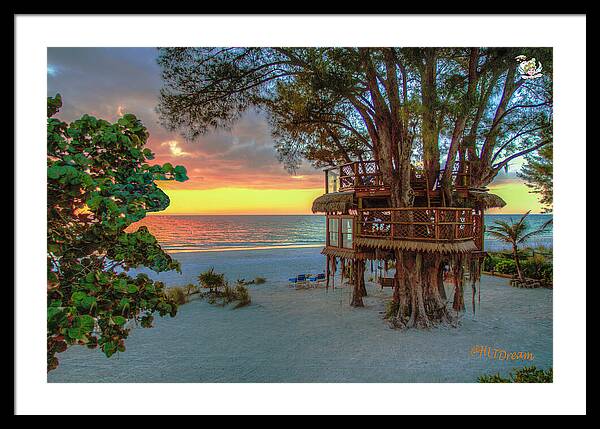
47 47 543 215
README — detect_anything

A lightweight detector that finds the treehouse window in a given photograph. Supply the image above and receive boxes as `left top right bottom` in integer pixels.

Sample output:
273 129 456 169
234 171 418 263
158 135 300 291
341 218 353 249
328 218 339 247
326 170 340 194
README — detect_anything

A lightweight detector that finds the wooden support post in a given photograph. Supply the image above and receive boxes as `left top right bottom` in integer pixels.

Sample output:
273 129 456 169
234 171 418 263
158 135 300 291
325 255 330 290
326 213 330 247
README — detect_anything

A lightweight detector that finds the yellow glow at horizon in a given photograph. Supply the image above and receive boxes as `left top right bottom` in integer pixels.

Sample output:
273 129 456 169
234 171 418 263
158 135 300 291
487 182 544 214
154 181 543 215
156 186 324 215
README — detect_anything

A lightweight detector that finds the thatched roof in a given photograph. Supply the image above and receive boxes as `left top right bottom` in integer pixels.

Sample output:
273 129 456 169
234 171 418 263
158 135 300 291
321 247 356 260
467 191 507 209
354 237 478 254
312 192 355 213
321 247 373 260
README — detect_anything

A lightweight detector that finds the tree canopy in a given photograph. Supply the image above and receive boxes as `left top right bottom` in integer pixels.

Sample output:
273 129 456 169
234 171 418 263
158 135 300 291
47 94 188 371
157 47 552 206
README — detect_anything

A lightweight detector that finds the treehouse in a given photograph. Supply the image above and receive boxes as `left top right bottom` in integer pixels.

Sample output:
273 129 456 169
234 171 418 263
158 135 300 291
312 160 506 297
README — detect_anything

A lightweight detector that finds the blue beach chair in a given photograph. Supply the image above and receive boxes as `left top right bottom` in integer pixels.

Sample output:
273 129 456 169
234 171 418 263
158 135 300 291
296 274 308 288
288 277 297 287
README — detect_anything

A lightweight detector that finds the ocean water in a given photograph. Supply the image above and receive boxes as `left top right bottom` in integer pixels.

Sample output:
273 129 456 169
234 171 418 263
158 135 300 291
131 213 552 253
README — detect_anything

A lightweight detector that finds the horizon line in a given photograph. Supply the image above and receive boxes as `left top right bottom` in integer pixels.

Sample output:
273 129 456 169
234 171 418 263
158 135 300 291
147 212 552 216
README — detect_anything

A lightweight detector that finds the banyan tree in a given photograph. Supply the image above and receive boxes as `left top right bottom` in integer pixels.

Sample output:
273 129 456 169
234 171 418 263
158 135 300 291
157 47 553 328
312 158 506 327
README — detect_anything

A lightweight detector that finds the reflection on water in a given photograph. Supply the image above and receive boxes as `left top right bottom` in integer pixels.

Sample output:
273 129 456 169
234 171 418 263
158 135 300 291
128 214 552 253
128 215 326 251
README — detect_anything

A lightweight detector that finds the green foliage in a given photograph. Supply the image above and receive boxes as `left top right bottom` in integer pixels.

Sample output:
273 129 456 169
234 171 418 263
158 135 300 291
254 277 266 285
165 287 188 305
47 94 188 371
483 254 505 272
487 212 552 282
197 269 251 309
521 254 553 285
495 259 517 275
484 247 552 286
220 284 236 306
184 283 199 296
487 212 551 247
157 48 552 187
478 366 553 383
198 267 226 292
233 284 251 308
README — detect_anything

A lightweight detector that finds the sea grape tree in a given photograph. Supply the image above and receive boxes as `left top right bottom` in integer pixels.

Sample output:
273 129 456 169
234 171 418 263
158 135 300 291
47 94 189 371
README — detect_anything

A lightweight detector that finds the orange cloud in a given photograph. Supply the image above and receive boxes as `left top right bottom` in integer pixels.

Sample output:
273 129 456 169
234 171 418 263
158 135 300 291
160 140 195 158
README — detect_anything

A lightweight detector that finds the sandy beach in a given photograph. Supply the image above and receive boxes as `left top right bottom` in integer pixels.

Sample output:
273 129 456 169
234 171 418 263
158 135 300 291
48 247 552 383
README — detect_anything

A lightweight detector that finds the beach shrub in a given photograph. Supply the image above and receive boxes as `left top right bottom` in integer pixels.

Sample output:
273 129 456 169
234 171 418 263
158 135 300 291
46 95 188 372
478 366 553 383
166 287 188 305
522 254 553 283
539 265 553 286
199 270 252 308
184 283 199 296
484 249 553 286
495 259 517 275
254 277 266 285
233 284 251 308
483 254 504 272
220 283 236 305
198 267 226 293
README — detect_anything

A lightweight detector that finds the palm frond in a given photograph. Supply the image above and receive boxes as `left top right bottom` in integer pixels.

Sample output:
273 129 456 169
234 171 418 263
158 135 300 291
489 220 513 231
487 231 514 243
518 217 552 243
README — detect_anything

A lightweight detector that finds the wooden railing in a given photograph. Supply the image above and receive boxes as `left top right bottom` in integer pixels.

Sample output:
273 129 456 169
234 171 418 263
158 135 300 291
325 160 472 193
357 207 476 242
338 161 386 191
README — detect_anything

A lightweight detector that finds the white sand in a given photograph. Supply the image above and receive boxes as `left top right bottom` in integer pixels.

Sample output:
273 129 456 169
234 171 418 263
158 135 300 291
48 247 552 383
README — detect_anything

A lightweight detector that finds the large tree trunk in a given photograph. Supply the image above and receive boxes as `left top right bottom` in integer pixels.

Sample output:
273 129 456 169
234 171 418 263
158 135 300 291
437 260 447 300
376 126 460 328
452 255 466 312
350 259 366 307
389 251 454 328
363 71 466 327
